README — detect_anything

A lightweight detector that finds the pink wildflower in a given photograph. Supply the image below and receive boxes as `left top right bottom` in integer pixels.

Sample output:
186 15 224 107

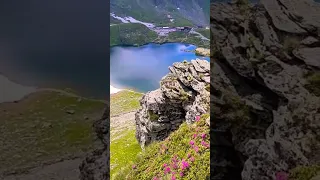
171 175 176 180
276 172 288 180
172 155 178 162
189 140 195 146
192 134 197 139
201 133 206 139
201 140 210 148
132 165 137 169
172 162 178 169
181 159 190 170
164 166 171 174
187 153 191 158
163 163 167 167
153 177 159 180
180 172 184 177
190 156 195 162
194 146 199 153
195 115 201 121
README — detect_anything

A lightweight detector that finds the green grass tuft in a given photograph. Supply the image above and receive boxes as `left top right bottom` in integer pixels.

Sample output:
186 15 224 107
289 165 320 180
148 110 160 121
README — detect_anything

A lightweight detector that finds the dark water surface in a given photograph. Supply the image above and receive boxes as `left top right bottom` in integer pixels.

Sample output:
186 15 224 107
110 43 210 93
0 0 110 99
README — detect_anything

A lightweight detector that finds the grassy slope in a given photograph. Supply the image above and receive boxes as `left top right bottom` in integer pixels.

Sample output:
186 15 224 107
156 31 210 48
110 90 144 177
110 90 143 116
0 91 105 173
111 0 196 26
110 23 158 46
110 130 141 177
113 114 210 180
110 0 210 27
110 23 209 47
195 28 210 39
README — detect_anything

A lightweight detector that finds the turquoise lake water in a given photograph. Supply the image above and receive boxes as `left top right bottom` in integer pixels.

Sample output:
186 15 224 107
110 43 210 93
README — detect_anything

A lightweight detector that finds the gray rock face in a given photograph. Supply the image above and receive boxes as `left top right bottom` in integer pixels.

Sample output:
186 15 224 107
135 59 210 149
79 107 109 180
211 0 320 180
293 48 320 68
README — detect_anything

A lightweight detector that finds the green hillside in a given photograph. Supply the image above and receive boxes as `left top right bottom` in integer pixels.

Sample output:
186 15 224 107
113 114 210 180
110 0 210 27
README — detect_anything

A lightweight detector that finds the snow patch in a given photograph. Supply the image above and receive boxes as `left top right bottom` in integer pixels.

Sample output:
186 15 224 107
0 75 37 103
110 85 122 94
110 13 155 28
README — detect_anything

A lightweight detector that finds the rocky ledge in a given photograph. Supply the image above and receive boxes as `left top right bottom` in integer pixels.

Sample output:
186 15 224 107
195 47 211 57
135 59 210 149
211 0 319 180
79 107 109 180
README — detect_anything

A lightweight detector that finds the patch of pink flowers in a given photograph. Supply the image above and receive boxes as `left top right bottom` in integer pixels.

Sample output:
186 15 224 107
171 162 178 169
189 140 195 146
153 177 160 180
201 133 206 139
192 133 197 139
164 166 171 174
194 146 199 153
201 140 210 148
171 175 176 180
276 172 288 180
195 115 201 122
172 155 178 162
132 164 137 169
180 172 184 177
190 156 195 162
181 159 190 170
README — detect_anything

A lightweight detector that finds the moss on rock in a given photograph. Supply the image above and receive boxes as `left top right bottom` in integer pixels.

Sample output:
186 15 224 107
289 165 320 180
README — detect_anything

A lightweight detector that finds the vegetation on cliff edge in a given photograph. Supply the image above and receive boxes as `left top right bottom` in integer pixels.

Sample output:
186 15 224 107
113 114 210 180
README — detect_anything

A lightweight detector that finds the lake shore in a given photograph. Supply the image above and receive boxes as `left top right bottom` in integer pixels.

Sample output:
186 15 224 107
0 74 37 103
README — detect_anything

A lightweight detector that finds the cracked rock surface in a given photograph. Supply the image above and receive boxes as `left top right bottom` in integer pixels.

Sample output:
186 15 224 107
135 59 210 149
211 0 320 179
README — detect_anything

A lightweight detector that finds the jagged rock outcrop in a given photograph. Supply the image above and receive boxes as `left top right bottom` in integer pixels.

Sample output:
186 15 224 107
135 59 210 149
211 0 320 180
79 107 109 180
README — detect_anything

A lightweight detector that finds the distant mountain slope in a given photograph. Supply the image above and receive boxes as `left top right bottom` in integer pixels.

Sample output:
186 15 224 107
110 0 210 26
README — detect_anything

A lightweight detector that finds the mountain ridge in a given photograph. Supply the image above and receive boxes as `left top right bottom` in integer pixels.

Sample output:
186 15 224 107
110 0 210 27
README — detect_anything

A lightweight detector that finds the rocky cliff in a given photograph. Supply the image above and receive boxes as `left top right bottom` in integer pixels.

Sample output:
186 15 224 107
135 59 210 149
78 59 210 180
79 107 109 180
211 0 320 179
